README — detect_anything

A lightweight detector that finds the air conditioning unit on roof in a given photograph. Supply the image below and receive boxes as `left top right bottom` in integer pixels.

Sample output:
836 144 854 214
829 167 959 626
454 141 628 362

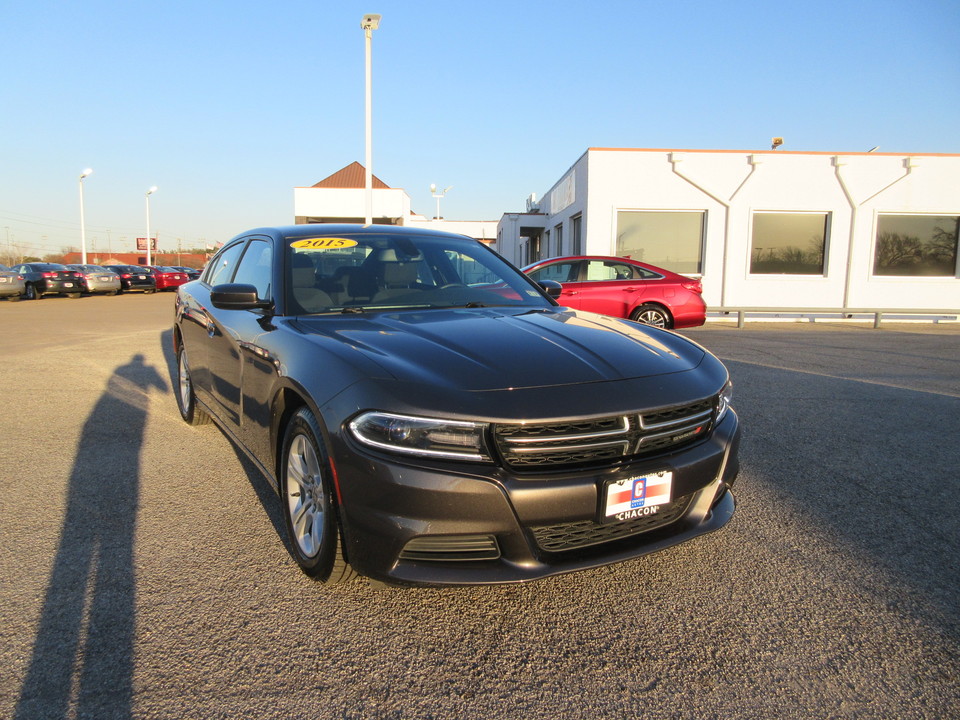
525 193 539 212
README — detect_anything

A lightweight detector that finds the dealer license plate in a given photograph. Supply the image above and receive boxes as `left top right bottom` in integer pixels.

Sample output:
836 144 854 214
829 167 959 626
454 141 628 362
602 471 673 523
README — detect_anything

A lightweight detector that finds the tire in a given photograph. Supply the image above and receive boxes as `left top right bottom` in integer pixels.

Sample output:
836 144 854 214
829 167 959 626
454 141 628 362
24 284 39 300
280 407 357 583
7 294 21 302
68 292 82 299
630 303 672 329
175 344 211 426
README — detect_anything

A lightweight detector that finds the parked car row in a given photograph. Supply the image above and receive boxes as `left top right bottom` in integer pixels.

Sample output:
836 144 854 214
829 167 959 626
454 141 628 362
0 263 200 300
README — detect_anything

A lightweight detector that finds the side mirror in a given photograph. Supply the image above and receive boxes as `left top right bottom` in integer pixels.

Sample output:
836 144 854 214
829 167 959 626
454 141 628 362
537 279 563 299
210 283 272 311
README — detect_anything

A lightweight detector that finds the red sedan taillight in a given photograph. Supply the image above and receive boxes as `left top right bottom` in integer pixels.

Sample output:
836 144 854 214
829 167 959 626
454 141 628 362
681 279 703 294
41 271 56 278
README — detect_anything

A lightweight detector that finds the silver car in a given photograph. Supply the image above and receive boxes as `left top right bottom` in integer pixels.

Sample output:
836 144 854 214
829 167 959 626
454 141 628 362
66 264 122 295
0 264 25 301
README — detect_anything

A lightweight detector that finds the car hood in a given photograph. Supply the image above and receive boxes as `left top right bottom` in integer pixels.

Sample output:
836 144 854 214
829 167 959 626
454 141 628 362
291 307 705 392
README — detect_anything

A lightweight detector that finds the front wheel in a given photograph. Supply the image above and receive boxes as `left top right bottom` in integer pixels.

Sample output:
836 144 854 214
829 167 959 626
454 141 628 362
281 408 357 583
175 345 211 426
630 303 672 329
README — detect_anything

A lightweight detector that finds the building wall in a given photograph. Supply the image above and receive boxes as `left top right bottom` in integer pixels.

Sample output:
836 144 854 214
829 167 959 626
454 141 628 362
293 187 411 224
497 148 960 311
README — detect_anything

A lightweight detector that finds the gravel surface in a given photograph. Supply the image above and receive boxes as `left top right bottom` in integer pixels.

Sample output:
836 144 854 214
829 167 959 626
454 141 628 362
1 295 958 719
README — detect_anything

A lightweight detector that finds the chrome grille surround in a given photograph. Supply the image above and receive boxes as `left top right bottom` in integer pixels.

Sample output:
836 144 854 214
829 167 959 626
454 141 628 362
493 398 715 471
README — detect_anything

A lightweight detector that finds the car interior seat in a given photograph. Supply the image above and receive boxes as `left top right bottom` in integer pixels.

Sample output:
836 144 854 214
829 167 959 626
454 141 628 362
290 253 333 313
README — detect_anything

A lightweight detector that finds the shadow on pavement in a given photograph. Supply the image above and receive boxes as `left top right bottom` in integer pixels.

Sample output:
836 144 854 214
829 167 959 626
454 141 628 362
14 354 167 720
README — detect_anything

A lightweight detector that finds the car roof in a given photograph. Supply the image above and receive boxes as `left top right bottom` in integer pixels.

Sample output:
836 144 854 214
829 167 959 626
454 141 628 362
235 223 477 244
524 255 685 277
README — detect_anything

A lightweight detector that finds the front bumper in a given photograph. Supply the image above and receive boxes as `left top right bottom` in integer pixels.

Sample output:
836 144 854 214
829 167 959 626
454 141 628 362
332 410 740 586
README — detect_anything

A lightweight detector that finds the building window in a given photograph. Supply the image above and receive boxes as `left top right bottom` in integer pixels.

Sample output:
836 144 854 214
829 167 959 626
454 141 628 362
616 211 704 274
554 224 563 256
750 212 828 275
873 214 959 277
571 215 582 255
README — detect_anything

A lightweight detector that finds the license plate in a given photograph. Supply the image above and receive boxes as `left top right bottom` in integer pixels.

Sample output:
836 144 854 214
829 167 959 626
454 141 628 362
602 471 673 523
137 275 146 279
0 278 8 283
64 282 74 287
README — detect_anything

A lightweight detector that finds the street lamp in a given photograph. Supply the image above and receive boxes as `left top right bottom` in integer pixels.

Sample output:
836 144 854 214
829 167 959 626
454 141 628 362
79 168 93 264
361 13 381 225
145 186 158 266
430 184 453 220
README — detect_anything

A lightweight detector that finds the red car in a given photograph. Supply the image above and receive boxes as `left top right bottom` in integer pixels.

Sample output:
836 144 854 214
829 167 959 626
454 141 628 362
146 266 190 291
522 255 706 329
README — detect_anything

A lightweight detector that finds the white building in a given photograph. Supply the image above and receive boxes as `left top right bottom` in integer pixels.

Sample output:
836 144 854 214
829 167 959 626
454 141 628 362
496 148 960 312
294 162 497 243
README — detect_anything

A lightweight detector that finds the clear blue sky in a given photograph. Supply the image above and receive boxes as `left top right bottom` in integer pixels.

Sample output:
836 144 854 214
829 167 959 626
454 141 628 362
2 0 958 257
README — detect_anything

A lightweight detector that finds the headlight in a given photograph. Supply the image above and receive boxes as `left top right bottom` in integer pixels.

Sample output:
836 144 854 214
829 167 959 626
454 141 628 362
716 381 734 423
348 411 492 462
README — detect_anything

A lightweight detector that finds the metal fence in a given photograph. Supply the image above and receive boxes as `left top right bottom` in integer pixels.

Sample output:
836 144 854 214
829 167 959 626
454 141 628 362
709 307 960 329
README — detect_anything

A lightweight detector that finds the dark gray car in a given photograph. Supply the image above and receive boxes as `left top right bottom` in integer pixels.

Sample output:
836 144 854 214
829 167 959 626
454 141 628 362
10 263 84 299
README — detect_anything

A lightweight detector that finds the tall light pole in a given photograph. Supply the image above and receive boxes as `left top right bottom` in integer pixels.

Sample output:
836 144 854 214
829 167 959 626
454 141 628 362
145 186 158 266
430 184 452 221
361 13 381 226
79 168 93 264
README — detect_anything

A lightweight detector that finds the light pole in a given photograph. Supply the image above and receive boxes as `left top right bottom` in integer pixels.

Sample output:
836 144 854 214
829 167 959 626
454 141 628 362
430 184 452 220
79 168 93 264
361 13 381 226
145 186 158 266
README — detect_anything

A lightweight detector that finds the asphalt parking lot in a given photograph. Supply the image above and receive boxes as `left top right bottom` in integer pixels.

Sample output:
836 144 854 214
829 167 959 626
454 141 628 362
1 293 958 720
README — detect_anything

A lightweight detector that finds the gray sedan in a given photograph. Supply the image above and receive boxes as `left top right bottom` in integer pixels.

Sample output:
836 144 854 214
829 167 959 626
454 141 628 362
0 264 25 300
66 265 122 295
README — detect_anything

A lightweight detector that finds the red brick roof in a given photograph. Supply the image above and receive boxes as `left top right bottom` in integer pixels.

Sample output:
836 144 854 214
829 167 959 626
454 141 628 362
312 162 390 189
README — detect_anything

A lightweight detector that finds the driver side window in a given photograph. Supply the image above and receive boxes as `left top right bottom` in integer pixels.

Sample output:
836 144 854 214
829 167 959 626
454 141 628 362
205 242 245 286
232 239 272 300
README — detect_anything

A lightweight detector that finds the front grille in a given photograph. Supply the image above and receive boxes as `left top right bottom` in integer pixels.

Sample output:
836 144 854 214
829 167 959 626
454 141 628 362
530 493 693 553
493 398 715 472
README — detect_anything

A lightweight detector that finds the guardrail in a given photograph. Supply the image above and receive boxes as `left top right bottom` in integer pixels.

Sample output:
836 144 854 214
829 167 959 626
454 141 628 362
709 307 960 329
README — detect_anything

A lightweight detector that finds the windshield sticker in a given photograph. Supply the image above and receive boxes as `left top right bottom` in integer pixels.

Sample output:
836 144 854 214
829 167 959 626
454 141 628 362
291 238 359 250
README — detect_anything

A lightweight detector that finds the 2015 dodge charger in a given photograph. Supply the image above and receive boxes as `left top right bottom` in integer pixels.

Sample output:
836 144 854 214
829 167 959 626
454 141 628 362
173 225 740 586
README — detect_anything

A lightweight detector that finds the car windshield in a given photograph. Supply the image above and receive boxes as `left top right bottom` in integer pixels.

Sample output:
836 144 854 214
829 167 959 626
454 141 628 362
284 232 553 315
